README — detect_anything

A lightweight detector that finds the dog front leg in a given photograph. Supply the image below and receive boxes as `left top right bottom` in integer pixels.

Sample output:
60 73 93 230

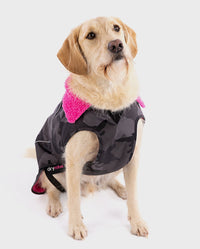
123 119 148 237
65 131 99 240
66 160 87 240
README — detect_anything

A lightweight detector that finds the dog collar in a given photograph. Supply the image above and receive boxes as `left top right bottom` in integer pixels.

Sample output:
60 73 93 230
62 76 145 123
62 76 91 123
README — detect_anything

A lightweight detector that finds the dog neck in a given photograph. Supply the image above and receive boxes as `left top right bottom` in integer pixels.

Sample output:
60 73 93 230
68 64 139 112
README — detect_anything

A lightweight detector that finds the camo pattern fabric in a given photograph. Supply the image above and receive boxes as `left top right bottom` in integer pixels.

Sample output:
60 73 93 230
33 100 145 189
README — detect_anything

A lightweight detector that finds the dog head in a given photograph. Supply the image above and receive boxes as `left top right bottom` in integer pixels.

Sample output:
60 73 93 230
57 17 137 81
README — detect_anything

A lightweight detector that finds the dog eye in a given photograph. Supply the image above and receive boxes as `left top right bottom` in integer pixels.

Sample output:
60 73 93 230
113 24 120 32
86 32 96 40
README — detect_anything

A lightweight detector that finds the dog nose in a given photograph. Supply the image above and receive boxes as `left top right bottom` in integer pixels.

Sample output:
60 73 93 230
108 39 123 53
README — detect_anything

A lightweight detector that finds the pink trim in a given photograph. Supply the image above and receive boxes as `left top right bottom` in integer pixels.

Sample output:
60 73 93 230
32 178 46 194
62 76 91 123
136 96 145 108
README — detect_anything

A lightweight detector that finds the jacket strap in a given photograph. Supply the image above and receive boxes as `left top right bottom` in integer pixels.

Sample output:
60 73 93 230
44 165 66 193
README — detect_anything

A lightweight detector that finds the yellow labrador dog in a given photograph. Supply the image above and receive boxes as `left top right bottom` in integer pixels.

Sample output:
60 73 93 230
30 16 148 240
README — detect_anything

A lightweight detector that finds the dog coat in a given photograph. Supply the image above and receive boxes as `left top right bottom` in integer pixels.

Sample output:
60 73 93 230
31 77 145 194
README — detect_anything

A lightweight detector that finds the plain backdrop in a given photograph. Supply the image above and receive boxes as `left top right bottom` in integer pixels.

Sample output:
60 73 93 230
0 0 200 248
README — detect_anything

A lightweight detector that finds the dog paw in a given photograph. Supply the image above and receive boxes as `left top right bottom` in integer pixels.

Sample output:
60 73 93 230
68 220 88 240
109 180 127 200
46 200 62 218
115 184 127 200
128 216 148 237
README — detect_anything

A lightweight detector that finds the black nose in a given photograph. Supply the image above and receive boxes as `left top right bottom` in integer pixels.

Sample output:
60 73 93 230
108 39 123 54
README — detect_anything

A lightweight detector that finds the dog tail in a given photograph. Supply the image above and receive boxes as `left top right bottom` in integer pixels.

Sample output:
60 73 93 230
24 147 36 159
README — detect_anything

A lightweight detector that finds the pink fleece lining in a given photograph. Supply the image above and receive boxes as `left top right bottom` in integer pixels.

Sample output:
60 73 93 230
62 76 91 123
62 76 145 123
32 178 46 194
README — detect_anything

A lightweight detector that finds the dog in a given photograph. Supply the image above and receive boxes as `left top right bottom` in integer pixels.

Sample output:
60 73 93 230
30 16 148 240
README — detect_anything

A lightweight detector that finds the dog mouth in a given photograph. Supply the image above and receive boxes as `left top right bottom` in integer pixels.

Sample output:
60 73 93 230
112 53 124 61
97 52 128 79
104 53 126 74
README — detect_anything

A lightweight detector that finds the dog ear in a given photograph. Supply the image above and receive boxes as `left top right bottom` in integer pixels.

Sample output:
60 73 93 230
115 18 138 58
57 26 88 75
123 24 138 58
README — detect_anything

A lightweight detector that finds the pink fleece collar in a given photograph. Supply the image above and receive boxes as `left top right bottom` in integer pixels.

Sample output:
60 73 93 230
62 76 145 123
62 76 91 123
136 96 145 108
